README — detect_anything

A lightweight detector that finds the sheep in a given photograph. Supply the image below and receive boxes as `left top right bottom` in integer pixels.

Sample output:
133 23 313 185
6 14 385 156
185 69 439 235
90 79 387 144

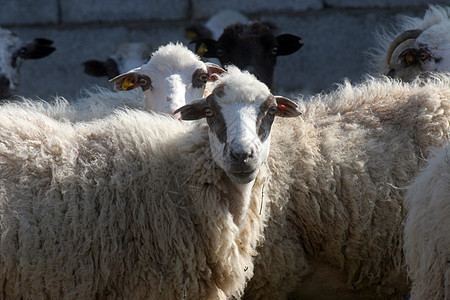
370 5 450 82
108 42 224 116
189 20 303 90
0 27 55 100
403 144 450 300
82 42 153 79
241 74 450 299
0 66 301 299
22 42 224 123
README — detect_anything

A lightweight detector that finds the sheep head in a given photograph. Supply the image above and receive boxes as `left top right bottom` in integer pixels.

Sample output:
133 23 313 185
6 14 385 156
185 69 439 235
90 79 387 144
175 66 301 184
109 43 225 116
0 28 55 99
191 21 303 89
385 15 450 81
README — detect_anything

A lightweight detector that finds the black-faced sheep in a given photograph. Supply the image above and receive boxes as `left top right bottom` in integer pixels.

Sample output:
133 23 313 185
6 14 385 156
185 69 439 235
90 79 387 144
403 144 450 300
0 27 55 99
82 42 153 79
243 74 450 299
370 5 450 81
190 20 303 90
0 66 301 299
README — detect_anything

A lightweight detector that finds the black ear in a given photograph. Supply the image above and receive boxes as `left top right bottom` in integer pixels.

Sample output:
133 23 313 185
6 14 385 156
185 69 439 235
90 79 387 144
82 58 119 78
173 99 207 120
18 38 56 59
276 34 303 56
190 38 218 58
185 23 213 40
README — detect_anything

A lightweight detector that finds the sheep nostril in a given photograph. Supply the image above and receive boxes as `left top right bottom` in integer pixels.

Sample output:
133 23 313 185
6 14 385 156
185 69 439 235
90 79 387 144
166 96 172 102
230 148 253 163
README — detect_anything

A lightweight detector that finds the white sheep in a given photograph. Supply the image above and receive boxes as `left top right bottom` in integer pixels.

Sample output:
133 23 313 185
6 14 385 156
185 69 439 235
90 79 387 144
0 66 301 299
108 42 224 116
82 42 153 79
0 27 55 99
403 144 450 300
22 42 224 122
242 74 450 299
370 5 450 81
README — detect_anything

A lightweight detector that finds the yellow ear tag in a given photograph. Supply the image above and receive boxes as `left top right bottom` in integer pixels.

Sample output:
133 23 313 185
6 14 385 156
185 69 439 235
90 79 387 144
186 30 198 40
197 43 208 57
121 77 134 90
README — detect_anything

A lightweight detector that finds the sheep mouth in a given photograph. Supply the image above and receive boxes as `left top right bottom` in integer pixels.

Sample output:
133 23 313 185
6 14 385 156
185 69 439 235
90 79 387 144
228 169 258 183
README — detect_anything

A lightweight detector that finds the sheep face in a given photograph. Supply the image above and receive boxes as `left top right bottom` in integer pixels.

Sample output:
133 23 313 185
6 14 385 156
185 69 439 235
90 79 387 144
175 67 301 184
0 28 55 99
386 14 450 81
82 42 152 79
110 43 224 116
192 22 303 89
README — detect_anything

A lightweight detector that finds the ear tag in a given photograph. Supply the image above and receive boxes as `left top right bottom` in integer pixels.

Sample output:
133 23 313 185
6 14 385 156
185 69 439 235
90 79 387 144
278 104 288 111
197 43 208 57
122 77 134 90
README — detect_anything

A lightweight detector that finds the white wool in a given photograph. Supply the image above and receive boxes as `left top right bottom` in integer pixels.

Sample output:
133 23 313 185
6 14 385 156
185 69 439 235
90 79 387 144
404 144 450 300
140 42 205 75
243 74 450 299
214 65 270 104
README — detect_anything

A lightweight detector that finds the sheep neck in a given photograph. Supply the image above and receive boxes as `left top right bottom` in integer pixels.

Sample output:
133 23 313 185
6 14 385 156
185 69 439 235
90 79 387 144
223 168 267 227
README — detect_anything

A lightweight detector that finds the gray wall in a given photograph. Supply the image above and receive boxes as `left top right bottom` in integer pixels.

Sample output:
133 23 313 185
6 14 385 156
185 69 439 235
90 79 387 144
1 0 446 101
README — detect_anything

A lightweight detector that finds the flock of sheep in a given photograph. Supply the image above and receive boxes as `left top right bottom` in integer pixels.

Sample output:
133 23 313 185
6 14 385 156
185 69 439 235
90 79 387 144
0 5 448 300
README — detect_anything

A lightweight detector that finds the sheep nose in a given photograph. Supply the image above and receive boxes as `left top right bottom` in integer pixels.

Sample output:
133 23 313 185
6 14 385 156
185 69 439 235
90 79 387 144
229 147 254 164
0 76 10 89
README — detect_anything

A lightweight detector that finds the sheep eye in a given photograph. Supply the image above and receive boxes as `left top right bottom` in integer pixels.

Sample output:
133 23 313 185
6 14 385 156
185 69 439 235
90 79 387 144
205 108 214 117
404 53 416 65
271 46 279 56
199 73 208 82
216 49 224 57
139 78 147 85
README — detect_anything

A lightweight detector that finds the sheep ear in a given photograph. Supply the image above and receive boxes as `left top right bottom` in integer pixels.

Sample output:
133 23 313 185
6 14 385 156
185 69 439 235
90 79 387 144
276 34 303 56
205 62 225 81
82 58 119 78
274 96 302 118
17 38 56 59
190 38 217 58
174 99 207 120
109 71 152 91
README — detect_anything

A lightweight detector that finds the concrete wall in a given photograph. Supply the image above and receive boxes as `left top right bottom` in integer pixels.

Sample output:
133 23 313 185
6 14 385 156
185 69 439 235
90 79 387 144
1 0 447 101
